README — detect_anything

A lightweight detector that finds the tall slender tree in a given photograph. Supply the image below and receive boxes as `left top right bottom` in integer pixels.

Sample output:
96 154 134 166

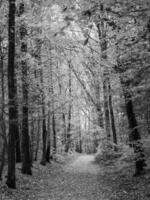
121 78 146 175
0 36 6 180
6 0 17 188
96 5 111 140
19 2 32 175
40 68 47 165
108 78 118 148
65 61 72 152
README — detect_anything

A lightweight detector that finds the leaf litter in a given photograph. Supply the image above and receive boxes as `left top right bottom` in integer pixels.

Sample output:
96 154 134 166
1 153 150 200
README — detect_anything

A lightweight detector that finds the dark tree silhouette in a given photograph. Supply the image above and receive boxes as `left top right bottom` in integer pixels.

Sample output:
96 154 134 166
6 0 17 188
19 2 32 175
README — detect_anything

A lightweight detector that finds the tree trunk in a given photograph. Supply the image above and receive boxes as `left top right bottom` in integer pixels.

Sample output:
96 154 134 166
34 39 41 162
14 61 21 163
46 45 52 162
122 83 141 141
46 139 51 162
57 62 67 152
20 2 32 175
122 80 146 175
65 107 71 152
78 117 82 153
40 115 47 165
0 36 7 179
6 0 17 188
103 70 111 139
65 61 72 152
46 109 51 162
49 45 56 158
30 112 35 165
52 111 57 155
15 130 21 163
108 78 118 149
0 141 5 180
34 102 40 161
114 51 147 174
62 113 67 147
97 15 111 140
40 69 47 166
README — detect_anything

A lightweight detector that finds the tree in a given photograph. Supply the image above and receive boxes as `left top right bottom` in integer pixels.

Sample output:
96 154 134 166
40 67 47 165
96 4 117 143
119 74 147 175
0 35 7 180
19 2 32 175
65 61 72 152
6 0 17 188
108 78 117 147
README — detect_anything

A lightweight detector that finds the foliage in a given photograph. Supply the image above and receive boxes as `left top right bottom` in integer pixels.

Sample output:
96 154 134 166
0 0 150 198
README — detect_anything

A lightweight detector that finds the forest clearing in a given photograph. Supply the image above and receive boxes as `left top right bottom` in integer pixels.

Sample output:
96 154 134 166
0 0 150 199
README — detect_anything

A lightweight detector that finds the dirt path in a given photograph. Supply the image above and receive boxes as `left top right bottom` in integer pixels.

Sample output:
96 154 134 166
35 154 106 200
2 154 150 200
59 154 104 200
34 154 150 200
0 154 115 200
64 154 100 175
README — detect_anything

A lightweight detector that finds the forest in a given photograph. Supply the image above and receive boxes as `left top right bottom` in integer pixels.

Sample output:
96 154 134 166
0 0 150 199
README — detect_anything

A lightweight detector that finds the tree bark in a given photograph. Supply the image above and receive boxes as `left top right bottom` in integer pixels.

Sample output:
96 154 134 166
34 101 40 161
114 52 147 174
102 70 111 139
49 45 56 158
20 2 32 175
40 69 47 166
96 4 118 149
65 61 72 152
0 36 7 180
122 79 146 175
30 112 35 165
108 78 118 148
6 0 17 188
78 116 82 153
96 10 111 140
40 114 47 165
46 109 51 162
52 111 57 155
122 82 141 141
46 45 52 162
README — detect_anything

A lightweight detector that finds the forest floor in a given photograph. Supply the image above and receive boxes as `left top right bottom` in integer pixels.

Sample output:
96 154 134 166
1 153 150 200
